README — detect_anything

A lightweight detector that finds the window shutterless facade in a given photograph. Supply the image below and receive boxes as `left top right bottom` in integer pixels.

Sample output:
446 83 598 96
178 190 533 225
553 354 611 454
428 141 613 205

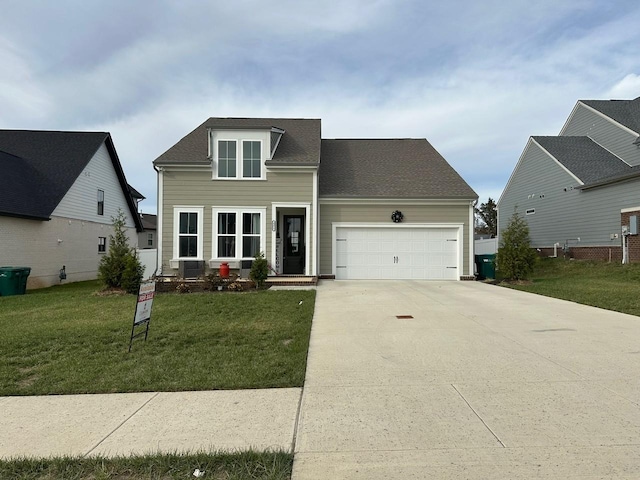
147 233 153 247
173 207 204 260
212 207 266 261
216 139 263 179
98 236 106 253
218 140 237 178
97 189 104 215
242 141 261 178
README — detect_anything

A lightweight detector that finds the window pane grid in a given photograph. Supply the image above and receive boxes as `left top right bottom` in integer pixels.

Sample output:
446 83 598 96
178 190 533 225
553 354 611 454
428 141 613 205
242 141 260 178
218 141 237 178
178 212 198 257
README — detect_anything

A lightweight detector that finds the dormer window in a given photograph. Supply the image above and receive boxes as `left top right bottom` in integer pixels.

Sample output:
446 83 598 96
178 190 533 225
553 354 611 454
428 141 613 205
215 137 264 180
218 140 237 178
243 141 261 178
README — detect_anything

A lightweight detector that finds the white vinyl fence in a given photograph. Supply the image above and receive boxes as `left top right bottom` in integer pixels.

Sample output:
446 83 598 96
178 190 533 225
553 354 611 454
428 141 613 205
475 238 498 255
137 249 158 280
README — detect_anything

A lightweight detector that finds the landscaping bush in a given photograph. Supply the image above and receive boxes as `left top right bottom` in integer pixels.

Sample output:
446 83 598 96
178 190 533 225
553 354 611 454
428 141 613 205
98 209 144 294
496 209 537 281
250 252 269 288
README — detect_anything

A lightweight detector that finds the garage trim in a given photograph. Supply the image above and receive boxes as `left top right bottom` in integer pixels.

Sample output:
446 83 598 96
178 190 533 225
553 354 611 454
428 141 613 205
331 222 464 280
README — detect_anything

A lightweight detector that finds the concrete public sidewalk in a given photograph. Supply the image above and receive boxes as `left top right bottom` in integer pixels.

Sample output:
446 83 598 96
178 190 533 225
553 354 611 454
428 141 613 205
0 389 301 458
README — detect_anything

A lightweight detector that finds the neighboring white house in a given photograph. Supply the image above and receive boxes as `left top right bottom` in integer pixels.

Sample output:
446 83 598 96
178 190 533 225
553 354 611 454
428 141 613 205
498 96 640 262
0 130 143 289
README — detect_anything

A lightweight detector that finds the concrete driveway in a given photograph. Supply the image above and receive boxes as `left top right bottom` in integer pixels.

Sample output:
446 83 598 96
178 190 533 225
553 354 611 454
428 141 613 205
293 280 640 479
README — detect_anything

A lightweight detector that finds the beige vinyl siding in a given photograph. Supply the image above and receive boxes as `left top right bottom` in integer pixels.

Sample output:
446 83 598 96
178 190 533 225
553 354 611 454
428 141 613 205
563 103 640 166
319 202 471 276
161 169 314 270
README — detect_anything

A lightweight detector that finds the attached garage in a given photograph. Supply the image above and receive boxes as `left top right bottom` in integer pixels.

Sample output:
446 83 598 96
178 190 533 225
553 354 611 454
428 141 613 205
334 224 461 280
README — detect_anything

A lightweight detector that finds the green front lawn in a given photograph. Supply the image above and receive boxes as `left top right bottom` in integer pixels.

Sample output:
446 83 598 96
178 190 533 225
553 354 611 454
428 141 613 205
504 258 640 316
0 451 293 480
0 281 315 396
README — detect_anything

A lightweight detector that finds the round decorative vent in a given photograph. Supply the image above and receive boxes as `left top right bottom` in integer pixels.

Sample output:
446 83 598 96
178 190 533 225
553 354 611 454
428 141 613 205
391 210 404 223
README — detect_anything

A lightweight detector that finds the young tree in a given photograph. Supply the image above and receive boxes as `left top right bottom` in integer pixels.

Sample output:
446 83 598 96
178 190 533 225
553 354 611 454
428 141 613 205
474 197 497 236
98 209 145 294
496 209 537 281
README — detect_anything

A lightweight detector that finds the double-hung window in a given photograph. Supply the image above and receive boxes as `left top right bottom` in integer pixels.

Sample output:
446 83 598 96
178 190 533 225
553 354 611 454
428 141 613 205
242 212 261 257
217 213 236 258
173 207 204 259
213 208 265 260
242 141 261 178
218 140 237 178
97 189 104 216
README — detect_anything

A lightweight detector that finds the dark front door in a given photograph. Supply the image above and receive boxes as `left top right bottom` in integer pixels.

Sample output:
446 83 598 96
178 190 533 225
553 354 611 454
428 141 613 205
283 215 305 274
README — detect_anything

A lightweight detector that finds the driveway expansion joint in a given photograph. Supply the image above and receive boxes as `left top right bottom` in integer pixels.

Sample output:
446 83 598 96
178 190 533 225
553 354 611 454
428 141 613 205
451 384 506 448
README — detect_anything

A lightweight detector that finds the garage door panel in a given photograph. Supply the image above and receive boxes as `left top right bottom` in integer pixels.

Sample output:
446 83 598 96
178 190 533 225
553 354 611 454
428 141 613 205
335 226 459 280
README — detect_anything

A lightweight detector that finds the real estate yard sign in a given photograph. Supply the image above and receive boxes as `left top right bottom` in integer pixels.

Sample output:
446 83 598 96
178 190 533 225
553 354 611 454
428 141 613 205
129 281 155 352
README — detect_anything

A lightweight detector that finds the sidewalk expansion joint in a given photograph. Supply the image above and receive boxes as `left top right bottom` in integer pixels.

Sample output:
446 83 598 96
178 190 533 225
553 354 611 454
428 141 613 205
83 392 160 457
291 387 304 453
451 384 506 448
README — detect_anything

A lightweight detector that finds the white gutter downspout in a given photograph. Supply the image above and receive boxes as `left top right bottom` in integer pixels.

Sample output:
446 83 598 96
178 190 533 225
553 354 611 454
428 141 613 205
154 165 163 276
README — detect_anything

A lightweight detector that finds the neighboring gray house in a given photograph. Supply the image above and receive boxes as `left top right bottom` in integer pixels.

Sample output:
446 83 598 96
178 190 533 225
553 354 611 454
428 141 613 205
138 213 157 249
498 96 640 262
153 117 478 280
0 130 143 288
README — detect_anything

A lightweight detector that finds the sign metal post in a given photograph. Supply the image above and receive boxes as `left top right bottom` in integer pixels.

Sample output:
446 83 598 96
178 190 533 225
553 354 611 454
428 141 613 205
129 281 155 352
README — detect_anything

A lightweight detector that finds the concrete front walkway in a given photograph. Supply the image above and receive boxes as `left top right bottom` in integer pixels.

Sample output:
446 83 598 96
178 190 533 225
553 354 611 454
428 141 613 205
293 280 640 479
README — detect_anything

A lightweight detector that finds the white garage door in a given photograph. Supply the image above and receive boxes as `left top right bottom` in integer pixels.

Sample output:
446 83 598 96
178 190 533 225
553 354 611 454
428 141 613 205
335 226 459 280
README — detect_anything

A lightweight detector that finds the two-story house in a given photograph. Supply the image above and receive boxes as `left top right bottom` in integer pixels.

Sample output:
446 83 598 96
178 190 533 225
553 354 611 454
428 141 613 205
153 118 477 280
0 130 143 288
498 96 640 262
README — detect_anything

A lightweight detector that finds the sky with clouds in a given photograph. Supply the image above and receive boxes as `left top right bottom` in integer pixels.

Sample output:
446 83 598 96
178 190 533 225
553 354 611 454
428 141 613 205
2 0 640 214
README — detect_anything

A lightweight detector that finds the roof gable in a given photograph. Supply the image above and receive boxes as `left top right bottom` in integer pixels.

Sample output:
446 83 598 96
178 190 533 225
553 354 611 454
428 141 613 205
319 139 477 199
0 130 142 229
533 136 635 185
154 117 321 166
580 97 640 135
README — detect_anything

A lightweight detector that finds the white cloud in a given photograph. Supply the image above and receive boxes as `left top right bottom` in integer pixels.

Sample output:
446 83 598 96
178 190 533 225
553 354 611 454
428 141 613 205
605 74 640 99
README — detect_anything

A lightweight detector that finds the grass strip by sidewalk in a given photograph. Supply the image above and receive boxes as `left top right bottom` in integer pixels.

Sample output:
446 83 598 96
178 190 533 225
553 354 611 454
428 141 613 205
0 281 315 396
0 450 293 480
504 258 640 316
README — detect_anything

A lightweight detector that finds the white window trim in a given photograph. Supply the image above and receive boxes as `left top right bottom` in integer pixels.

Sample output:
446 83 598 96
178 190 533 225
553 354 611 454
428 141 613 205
211 207 267 262
172 206 204 261
213 139 265 180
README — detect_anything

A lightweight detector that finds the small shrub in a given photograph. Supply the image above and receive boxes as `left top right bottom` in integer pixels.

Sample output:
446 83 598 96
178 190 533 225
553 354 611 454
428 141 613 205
250 252 269 288
496 209 538 281
176 283 191 294
98 209 144 293
227 281 243 291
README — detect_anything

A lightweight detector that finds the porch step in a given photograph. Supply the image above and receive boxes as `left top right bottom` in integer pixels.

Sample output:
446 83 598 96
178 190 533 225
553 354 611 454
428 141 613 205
266 275 318 286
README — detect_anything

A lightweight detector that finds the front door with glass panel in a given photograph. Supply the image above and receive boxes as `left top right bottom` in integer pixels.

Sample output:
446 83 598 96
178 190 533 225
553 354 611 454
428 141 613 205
283 215 305 274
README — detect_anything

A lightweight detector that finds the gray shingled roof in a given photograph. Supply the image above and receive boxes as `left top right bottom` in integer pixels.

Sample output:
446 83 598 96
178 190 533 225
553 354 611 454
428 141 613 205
533 136 634 185
154 117 321 166
319 139 477 199
581 97 640 134
0 130 143 230
140 213 157 230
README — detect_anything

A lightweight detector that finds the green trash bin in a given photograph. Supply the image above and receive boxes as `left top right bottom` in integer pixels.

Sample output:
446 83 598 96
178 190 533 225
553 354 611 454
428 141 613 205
0 267 31 296
474 254 496 280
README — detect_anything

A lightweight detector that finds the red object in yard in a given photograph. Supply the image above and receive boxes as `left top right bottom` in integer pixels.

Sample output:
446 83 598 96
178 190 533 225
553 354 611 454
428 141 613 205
219 262 230 278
